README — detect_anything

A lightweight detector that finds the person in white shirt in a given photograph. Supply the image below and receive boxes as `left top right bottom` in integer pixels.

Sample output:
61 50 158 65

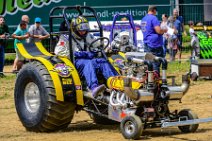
160 14 168 57
167 16 179 61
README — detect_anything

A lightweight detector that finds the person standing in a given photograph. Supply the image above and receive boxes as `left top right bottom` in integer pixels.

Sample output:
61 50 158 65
160 14 168 57
28 17 49 43
167 16 179 61
173 8 184 63
0 16 9 77
189 21 199 59
18 15 30 29
141 6 167 74
12 15 30 73
12 21 29 72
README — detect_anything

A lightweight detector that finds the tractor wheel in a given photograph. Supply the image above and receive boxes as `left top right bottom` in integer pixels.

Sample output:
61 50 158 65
178 109 199 133
14 61 76 132
120 115 144 140
191 72 198 81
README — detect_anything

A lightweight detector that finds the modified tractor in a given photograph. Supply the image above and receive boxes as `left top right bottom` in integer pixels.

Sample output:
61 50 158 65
14 6 212 140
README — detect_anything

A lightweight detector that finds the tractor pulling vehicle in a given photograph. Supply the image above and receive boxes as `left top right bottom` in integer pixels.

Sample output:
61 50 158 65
14 6 212 140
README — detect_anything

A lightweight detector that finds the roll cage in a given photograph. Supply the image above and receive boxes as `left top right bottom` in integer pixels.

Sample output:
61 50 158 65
49 5 103 62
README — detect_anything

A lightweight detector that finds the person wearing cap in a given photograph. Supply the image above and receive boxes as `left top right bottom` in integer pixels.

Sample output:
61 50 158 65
12 20 29 72
28 17 49 43
141 5 167 74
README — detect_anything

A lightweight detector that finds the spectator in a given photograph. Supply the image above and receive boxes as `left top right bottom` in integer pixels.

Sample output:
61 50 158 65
121 17 128 21
28 17 49 43
160 14 168 57
196 22 203 26
12 21 29 72
141 5 167 74
11 15 30 72
189 21 199 59
167 16 179 61
18 15 30 29
0 16 9 77
173 8 184 63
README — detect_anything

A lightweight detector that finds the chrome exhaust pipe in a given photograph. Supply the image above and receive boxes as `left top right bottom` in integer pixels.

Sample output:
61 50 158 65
167 74 190 100
136 89 154 102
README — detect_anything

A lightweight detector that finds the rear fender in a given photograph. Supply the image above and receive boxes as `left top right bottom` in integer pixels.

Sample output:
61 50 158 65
17 42 84 105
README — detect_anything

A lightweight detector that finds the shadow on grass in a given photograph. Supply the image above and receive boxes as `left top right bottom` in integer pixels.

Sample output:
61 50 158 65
62 120 212 140
63 120 119 132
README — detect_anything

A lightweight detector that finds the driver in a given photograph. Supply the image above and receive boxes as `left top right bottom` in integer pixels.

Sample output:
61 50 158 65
54 15 118 98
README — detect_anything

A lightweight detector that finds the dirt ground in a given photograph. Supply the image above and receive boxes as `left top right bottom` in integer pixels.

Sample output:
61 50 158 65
1 59 212 141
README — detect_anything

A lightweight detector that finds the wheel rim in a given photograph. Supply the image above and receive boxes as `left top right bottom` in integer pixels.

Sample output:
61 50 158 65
124 121 136 135
24 82 41 113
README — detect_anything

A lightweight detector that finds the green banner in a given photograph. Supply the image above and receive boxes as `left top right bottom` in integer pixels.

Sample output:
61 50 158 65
2 0 170 30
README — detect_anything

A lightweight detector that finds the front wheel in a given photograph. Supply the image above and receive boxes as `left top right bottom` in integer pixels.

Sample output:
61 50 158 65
120 115 144 140
14 61 76 132
178 109 199 133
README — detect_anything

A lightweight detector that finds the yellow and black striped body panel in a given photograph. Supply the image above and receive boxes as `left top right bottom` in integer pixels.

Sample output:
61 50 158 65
17 42 84 106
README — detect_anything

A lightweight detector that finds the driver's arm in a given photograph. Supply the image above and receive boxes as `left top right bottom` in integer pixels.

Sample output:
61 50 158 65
86 33 100 48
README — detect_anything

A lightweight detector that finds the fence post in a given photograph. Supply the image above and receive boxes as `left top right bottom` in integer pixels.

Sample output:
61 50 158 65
170 0 175 16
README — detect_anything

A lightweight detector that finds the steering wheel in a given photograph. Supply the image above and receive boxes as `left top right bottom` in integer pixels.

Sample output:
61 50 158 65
88 37 110 53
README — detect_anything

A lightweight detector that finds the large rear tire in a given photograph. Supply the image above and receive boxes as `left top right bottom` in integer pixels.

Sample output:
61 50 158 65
14 61 76 132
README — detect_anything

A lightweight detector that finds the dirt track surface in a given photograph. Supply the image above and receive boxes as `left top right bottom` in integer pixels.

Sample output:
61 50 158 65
1 64 212 141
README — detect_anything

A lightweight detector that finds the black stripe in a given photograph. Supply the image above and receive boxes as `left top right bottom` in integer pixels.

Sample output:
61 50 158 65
23 42 45 56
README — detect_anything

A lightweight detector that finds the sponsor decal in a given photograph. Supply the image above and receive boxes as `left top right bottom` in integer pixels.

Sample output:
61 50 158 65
112 110 120 120
75 85 82 90
62 78 73 85
120 111 127 118
53 63 73 77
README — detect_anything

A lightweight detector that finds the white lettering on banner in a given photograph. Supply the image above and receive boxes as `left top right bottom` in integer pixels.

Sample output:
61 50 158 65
58 9 147 19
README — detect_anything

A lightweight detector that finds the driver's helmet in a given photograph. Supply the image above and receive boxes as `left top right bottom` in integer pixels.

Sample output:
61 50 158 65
70 15 90 39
